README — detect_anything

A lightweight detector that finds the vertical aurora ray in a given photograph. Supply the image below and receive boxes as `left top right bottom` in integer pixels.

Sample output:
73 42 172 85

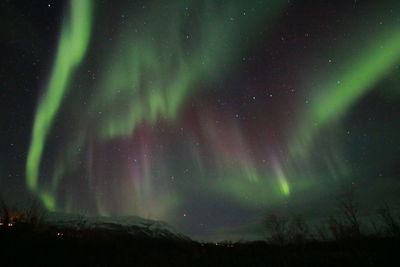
273 159 290 197
26 0 93 208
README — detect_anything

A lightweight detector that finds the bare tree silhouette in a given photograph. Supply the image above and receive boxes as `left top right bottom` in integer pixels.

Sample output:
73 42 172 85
377 202 400 237
264 213 288 245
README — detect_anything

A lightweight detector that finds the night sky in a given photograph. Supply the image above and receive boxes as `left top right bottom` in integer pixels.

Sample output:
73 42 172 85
1 0 400 241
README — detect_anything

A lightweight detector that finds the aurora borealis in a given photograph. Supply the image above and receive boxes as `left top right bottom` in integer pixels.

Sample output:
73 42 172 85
1 0 400 240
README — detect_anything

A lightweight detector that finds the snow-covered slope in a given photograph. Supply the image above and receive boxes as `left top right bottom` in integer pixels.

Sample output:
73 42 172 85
45 212 189 240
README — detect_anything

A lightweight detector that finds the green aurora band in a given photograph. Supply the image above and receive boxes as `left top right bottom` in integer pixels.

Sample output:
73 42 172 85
26 0 93 209
291 22 400 158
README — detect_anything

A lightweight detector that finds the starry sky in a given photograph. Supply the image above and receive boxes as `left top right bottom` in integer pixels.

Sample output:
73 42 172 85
1 0 400 240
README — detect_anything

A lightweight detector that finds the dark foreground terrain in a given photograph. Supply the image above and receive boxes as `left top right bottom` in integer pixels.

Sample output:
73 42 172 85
1 224 399 267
